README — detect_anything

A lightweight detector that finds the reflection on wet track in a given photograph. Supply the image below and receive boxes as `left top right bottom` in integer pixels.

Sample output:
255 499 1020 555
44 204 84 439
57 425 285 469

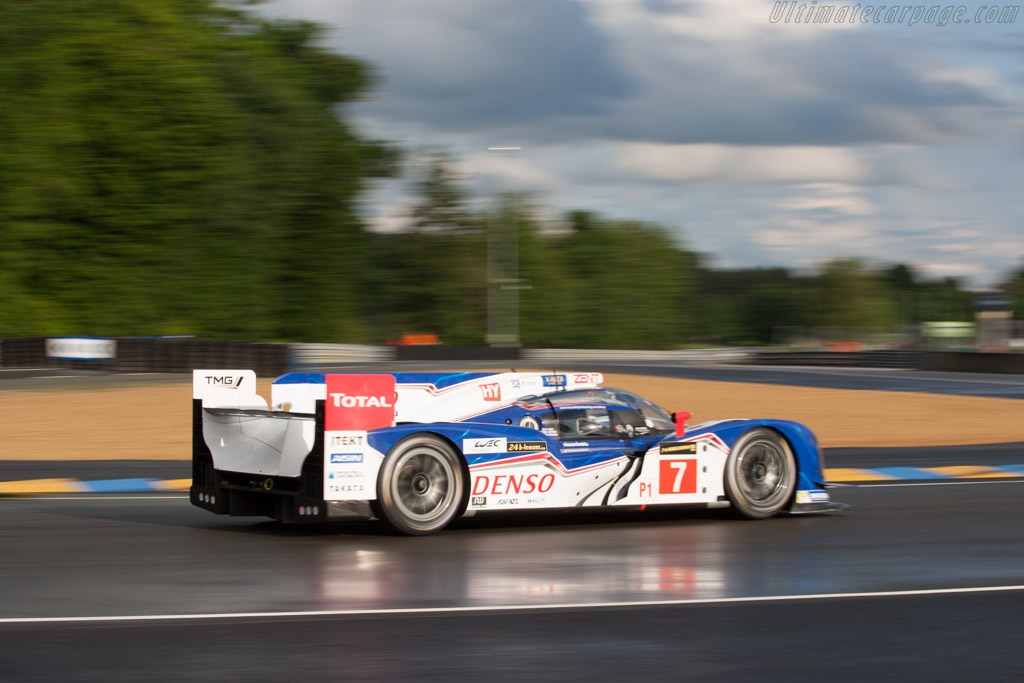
3 480 1024 621
4 483 1024 683
313 522 738 609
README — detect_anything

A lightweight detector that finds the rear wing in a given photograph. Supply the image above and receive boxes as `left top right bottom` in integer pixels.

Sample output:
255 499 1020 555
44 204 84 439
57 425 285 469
192 370 397 502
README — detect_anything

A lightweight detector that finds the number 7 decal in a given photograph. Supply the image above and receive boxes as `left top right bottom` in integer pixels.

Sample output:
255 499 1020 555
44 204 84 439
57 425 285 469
659 459 697 494
670 461 687 490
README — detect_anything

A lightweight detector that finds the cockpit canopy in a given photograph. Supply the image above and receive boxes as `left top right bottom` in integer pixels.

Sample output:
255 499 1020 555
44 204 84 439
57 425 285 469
517 388 675 439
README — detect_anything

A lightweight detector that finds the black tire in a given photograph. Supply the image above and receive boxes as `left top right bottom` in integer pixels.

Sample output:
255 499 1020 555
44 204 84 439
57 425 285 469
724 428 796 519
376 434 465 535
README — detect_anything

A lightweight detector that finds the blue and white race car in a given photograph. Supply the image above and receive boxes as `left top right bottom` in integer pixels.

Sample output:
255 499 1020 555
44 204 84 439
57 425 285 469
190 369 840 535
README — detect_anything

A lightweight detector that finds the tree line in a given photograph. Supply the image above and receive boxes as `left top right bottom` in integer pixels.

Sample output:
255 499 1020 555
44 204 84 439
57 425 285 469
0 1 1013 348
372 158 982 347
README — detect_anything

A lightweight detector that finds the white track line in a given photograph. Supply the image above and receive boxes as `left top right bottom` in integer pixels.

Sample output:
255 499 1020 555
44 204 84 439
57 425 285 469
3 584 1024 624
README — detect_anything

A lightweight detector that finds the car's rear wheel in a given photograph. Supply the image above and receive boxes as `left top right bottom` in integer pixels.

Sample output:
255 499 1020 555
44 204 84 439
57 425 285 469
724 428 796 519
376 435 464 535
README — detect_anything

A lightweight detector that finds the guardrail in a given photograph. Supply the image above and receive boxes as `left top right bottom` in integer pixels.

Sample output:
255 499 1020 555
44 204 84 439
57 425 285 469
0 337 289 377
750 350 925 369
288 344 754 365
925 351 1024 374
289 343 393 367
4 338 1023 375
523 348 752 363
749 349 1024 374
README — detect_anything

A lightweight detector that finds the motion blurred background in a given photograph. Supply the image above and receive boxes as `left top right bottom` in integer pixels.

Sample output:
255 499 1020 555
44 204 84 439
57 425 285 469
1 0 1022 351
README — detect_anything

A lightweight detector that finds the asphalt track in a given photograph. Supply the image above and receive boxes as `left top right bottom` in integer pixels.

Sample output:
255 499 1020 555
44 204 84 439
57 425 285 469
2 484 1024 681
2 364 1024 681
4 442 1024 485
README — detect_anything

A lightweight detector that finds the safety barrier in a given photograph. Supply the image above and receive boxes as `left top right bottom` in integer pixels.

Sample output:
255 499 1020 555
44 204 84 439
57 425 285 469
925 351 1024 374
749 349 1024 374
3 337 1022 375
750 349 925 369
394 345 520 361
524 348 752 363
289 343 393 368
0 337 289 377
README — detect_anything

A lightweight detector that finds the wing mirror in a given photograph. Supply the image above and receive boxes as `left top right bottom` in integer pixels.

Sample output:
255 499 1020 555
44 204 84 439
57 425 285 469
671 411 693 437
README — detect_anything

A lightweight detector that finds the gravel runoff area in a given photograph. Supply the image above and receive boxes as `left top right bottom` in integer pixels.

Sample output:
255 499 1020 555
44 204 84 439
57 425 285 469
1 372 1022 461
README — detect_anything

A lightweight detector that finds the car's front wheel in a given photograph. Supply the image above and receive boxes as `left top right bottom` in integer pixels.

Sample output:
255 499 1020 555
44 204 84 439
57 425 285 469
724 428 796 519
376 435 464 535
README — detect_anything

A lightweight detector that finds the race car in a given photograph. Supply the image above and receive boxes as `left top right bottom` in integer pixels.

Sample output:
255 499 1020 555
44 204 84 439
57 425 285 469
190 369 840 535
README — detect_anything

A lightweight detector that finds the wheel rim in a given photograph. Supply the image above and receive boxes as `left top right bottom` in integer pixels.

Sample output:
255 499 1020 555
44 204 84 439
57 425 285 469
735 438 790 510
391 446 456 523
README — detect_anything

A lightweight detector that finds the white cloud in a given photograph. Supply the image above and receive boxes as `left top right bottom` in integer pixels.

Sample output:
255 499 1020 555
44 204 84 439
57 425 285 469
468 150 564 191
922 65 1001 90
771 183 878 215
614 143 871 184
916 262 986 279
754 217 878 253
258 0 1024 285
590 0 859 44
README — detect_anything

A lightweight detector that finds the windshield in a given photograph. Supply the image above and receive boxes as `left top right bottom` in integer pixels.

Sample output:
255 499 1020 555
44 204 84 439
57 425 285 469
605 388 675 435
529 387 675 438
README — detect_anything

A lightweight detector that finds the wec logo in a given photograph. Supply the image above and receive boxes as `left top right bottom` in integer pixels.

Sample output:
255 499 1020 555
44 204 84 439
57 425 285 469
463 437 507 454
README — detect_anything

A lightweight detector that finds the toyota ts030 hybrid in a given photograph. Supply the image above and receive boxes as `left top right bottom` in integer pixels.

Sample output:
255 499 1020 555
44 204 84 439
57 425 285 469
190 369 841 535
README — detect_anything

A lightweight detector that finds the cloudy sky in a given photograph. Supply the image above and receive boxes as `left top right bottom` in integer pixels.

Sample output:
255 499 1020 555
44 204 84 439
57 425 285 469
261 0 1024 285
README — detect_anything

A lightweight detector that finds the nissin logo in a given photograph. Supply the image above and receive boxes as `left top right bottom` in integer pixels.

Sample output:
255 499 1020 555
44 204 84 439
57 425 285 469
331 453 363 464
